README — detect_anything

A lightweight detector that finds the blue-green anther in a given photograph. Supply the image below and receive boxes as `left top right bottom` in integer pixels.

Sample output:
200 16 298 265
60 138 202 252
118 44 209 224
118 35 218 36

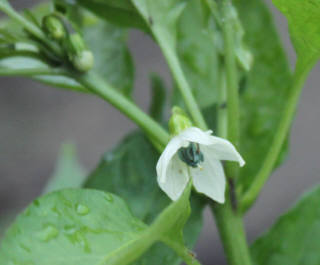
42 14 66 41
178 142 204 168
168 106 192 136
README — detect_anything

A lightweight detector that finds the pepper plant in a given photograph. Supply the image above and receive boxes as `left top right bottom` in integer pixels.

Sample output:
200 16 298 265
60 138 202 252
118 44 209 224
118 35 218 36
0 0 320 264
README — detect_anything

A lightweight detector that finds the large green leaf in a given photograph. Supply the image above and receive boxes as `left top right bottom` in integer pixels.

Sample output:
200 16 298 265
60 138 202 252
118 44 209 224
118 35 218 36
174 0 220 108
234 0 292 192
129 0 220 109
85 132 205 265
83 20 134 96
76 0 147 30
42 143 87 194
0 3 134 96
0 189 148 265
272 0 320 69
0 187 196 264
251 185 320 265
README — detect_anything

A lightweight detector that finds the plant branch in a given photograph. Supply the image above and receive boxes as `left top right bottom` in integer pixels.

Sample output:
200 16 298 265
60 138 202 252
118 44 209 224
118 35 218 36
240 61 314 213
0 67 66 77
222 0 240 148
162 238 202 265
160 46 208 130
221 0 240 180
76 71 170 148
211 199 252 265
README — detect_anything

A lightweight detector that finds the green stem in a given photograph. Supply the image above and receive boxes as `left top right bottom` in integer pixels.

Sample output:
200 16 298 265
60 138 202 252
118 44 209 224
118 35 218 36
221 0 240 179
240 61 313 213
160 45 207 130
0 67 66 77
217 68 227 138
211 199 252 265
222 0 240 148
162 239 202 265
76 71 170 148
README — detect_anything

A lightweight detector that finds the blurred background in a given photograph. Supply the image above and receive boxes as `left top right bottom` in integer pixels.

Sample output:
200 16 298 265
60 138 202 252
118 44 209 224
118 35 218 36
0 0 319 264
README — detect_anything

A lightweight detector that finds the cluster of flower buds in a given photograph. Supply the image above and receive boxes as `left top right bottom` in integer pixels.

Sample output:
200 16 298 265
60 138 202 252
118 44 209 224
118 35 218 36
41 13 94 72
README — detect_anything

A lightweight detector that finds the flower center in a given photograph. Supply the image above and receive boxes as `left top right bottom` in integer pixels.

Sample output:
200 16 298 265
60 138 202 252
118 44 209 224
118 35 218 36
178 142 204 168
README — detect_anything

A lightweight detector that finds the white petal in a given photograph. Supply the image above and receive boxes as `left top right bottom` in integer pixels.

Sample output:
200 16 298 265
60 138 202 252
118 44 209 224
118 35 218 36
190 158 226 203
179 127 244 166
157 155 190 201
203 138 245 167
179 127 215 145
156 135 188 183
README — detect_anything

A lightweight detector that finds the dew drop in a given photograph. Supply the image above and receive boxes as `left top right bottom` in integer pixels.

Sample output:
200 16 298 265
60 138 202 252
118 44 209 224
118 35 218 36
76 204 89 216
37 225 59 242
104 194 114 202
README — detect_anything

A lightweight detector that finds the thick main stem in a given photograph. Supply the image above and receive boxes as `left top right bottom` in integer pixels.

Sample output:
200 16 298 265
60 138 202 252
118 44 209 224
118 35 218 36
77 71 170 148
211 200 252 265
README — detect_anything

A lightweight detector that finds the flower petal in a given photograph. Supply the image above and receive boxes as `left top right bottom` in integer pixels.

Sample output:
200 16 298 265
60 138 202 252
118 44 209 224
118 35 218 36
179 127 245 166
190 158 226 203
156 135 188 183
179 127 215 145
157 155 190 201
203 138 245 167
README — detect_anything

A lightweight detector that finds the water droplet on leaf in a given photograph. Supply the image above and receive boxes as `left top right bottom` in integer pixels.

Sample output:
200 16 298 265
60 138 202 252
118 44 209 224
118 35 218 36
104 194 113 202
76 204 89 215
37 225 59 242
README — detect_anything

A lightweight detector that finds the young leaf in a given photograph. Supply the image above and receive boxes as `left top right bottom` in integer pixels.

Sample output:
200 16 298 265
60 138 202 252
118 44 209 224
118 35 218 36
42 143 87 194
0 189 149 265
251 185 320 265
273 0 320 70
85 132 205 265
233 0 292 193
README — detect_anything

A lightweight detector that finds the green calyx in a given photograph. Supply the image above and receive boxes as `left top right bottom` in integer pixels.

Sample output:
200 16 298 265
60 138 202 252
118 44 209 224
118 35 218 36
168 106 193 136
42 14 66 41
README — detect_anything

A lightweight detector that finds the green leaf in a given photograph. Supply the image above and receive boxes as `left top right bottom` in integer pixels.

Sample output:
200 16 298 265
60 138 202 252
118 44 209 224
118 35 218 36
83 20 134 96
0 189 149 265
174 0 220 108
234 0 293 192
251 185 320 265
272 0 320 69
85 132 204 264
76 0 148 30
43 143 87 194
131 0 221 109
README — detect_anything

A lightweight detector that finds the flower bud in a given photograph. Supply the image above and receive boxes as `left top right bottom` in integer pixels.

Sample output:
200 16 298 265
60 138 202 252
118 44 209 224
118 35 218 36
72 50 94 72
168 106 192 136
66 33 94 72
42 14 66 41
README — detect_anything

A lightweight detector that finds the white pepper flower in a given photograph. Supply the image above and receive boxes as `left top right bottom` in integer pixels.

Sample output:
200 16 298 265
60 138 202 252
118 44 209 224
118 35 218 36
156 127 245 203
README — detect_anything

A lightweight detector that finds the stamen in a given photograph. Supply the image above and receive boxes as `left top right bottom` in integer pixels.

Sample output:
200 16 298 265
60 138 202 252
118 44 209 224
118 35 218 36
178 142 204 168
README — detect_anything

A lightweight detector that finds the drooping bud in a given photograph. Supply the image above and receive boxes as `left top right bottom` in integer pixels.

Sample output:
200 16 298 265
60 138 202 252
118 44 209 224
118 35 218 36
168 106 192 136
65 33 94 72
42 14 66 41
